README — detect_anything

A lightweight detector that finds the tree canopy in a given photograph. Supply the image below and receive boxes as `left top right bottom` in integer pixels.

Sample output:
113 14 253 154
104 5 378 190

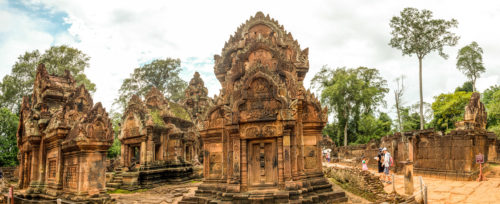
430 91 471 132
455 81 474 93
0 45 96 112
456 41 486 92
483 85 500 137
0 108 19 166
115 58 187 110
312 66 388 146
389 7 459 130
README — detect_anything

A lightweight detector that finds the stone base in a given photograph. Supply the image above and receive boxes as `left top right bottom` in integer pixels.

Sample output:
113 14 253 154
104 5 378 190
14 191 114 204
180 175 347 204
414 168 478 181
108 163 194 191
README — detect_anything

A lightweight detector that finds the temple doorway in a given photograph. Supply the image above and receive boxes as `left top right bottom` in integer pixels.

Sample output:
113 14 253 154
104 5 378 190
247 138 278 188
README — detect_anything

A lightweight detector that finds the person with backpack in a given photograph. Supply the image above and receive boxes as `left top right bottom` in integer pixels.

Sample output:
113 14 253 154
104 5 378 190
381 147 392 184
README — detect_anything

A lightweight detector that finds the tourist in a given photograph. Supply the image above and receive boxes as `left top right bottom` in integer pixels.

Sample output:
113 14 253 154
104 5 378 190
362 157 368 171
376 148 383 175
382 147 392 184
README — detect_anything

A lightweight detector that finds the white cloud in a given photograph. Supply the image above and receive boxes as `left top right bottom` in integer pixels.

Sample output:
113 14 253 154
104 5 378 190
1 0 499 121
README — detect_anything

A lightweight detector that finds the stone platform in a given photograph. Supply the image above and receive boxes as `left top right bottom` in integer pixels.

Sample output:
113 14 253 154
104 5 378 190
107 164 194 191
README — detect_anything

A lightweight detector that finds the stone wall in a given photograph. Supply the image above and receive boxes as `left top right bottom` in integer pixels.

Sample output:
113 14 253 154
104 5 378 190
0 167 18 183
324 166 407 203
336 129 498 180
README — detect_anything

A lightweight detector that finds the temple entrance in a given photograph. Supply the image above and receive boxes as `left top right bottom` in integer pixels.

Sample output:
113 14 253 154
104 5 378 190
247 139 278 188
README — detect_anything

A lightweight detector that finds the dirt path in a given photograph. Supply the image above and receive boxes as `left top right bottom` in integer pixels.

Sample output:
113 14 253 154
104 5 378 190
110 182 200 204
325 162 500 204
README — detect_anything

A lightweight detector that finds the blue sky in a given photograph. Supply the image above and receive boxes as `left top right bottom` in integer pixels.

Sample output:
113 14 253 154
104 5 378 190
1 0 500 120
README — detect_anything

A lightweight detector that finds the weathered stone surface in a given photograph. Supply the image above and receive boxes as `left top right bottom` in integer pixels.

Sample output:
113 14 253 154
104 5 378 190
111 87 196 190
456 92 487 130
181 11 346 203
16 64 113 203
336 129 496 180
182 72 213 165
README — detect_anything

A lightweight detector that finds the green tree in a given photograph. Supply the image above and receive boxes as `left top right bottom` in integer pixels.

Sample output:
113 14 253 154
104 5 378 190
0 108 19 166
455 81 474 93
430 91 472 132
107 110 122 158
456 42 485 92
399 102 432 131
312 66 388 146
0 45 96 112
389 7 459 130
115 58 187 110
482 85 500 136
356 112 393 144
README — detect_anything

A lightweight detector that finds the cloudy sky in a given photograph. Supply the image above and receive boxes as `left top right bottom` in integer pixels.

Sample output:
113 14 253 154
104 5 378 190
1 0 499 118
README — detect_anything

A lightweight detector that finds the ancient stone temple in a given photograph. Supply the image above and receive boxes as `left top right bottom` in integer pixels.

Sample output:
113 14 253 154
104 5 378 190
107 87 195 190
16 64 113 203
336 93 499 180
182 72 214 164
181 12 347 203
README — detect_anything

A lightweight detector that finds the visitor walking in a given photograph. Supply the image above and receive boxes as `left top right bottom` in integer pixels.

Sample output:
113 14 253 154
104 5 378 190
362 157 368 171
381 147 392 184
376 148 383 174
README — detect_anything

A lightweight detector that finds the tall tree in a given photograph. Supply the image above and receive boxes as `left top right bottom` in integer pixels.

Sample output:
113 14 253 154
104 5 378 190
394 75 405 132
0 108 19 166
312 66 388 146
456 42 485 92
389 7 459 130
115 58 187 110
0 45 96 112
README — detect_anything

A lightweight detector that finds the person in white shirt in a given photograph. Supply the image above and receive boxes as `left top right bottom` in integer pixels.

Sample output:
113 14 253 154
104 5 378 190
381 147 392 184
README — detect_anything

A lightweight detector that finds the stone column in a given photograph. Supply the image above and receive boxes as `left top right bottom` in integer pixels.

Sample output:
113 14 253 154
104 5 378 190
296 100 305 177
277 136 284 189
55 144 63 189
232 136 240 184
283 130 292 181
18 152 24 188
241 139 248 191
140 141 147 165
30 145 40 188
120 144 126 167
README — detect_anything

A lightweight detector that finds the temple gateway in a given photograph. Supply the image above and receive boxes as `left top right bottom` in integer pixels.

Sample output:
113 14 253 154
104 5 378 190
16 64 113 203
181 12 347 203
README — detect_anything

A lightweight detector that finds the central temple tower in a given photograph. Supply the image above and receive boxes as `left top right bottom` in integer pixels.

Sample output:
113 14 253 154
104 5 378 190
182 12 346 203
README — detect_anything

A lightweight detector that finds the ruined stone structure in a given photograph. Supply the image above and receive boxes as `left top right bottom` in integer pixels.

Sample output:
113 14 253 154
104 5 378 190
181 12 347 203
335 93 499 180
16 64 113 203
456 92 488 130
107 87 195 190
182 72 213 164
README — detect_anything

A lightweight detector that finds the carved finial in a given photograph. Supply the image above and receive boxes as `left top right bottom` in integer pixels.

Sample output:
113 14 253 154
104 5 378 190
255 11 265 18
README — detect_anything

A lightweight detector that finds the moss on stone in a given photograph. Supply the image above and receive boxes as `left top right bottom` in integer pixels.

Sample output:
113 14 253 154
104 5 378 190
150 110 165 127
168 102 191 122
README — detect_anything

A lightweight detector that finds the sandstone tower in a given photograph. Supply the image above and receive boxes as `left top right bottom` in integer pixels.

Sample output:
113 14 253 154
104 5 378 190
181 12 347 203
16 64 113 203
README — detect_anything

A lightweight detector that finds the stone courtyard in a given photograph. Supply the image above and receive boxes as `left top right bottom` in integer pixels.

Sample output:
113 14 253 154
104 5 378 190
1 6 500 204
